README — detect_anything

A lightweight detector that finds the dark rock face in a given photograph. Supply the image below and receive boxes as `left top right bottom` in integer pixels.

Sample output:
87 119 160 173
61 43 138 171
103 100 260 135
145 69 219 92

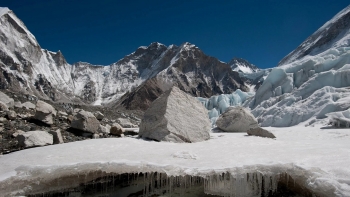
119 43 248 111
34 74 60 101
119 78 167 111
82 81 97 102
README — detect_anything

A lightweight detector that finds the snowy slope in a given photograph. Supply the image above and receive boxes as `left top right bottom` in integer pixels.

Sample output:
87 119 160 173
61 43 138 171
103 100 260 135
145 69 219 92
278 5 350 66
228 57 259 74
0 125 349 196
246 5 350 127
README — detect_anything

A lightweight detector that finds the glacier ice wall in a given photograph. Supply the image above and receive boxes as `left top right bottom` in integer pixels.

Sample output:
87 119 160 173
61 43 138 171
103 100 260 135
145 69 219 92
246 47 350 127
197 89 254 126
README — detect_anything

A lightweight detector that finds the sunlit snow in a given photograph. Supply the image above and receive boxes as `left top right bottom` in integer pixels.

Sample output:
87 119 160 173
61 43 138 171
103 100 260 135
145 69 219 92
0 124 349 196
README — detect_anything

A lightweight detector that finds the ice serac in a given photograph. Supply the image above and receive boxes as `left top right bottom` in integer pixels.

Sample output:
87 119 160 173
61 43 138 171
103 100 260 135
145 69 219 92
197 89 254 126
246 5 350 127
139 86 211 143
278 5 350 66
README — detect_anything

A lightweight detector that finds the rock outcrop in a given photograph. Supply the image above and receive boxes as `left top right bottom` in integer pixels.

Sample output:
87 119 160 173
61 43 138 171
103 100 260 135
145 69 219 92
247 127 276 139
216 107 258 132
110 123 124 136
70 110 100 133
48 129 64 144
34 100 57 125
94 111 104 120
139 86 211 143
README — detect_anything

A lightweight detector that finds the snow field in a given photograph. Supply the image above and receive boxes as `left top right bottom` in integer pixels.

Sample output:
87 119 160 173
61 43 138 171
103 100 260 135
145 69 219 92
0 124 349 196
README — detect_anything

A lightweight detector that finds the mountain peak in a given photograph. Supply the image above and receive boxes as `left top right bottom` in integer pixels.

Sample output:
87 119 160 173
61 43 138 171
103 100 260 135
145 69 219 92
278 5 350 66
228 57 259 73
0 7 10 18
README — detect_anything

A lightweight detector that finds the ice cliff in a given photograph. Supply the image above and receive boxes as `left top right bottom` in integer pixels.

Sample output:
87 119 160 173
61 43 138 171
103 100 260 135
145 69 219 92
245 5 350 127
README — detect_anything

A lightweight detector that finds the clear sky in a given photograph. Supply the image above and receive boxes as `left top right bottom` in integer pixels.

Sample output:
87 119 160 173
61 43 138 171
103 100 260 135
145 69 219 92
2 1 349 68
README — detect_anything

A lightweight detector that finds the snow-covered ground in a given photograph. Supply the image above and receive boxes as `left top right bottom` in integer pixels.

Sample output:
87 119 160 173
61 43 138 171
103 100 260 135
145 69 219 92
0 124 349 196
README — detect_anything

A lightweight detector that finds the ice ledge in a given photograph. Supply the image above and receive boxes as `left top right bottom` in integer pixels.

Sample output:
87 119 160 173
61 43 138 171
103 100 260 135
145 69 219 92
0 162 336 196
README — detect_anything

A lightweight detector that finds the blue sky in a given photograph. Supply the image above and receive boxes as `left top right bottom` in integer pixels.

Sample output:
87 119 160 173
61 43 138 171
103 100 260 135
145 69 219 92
2 1 349 68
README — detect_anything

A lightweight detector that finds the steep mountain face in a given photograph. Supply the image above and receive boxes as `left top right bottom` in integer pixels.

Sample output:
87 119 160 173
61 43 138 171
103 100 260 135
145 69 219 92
278 5 350 66
246 5 350 127
117 43 248 110
228 57 259 73
0 7 248 109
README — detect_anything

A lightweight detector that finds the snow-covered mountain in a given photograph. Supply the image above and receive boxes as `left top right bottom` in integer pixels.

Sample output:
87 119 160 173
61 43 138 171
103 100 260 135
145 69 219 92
278 5 350 66
0 7 248 107
245 5 350 127
117 43 249 110
228 57 259 73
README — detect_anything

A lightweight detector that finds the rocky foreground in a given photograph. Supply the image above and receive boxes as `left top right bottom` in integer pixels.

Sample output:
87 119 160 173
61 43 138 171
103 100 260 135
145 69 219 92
0 90 142 155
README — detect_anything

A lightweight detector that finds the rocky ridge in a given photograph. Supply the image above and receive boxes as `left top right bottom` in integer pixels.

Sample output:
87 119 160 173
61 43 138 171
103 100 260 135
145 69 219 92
0 7 249 110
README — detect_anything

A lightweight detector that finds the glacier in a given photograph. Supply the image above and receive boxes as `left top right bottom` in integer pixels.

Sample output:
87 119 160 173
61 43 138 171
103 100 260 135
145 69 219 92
245 5 350 127
197 89 254 126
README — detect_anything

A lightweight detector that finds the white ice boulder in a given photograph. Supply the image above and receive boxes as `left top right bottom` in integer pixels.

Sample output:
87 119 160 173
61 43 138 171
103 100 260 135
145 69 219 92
17 131 53 148
34 100 57 125
139 86 211 143
216 106 258 132
326 109 350 127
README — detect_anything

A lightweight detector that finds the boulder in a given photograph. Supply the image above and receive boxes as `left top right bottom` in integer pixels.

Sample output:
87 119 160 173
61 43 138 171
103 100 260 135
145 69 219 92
48 129 64 144
14 101 22 108
7 110 17 120
0 101 9 112
58 111 68 117
12 130 25 138
70 110 100 133
0 117 6 123
34 100 57 125
67 115 74 123
216 106 259 132
117 118 136 128
17 131 53 148
0 91 14 108
110 123 125 136
139 86 211 143
247 127 276 139
98 124 109 134
22 101 35 110
94 111 104 120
